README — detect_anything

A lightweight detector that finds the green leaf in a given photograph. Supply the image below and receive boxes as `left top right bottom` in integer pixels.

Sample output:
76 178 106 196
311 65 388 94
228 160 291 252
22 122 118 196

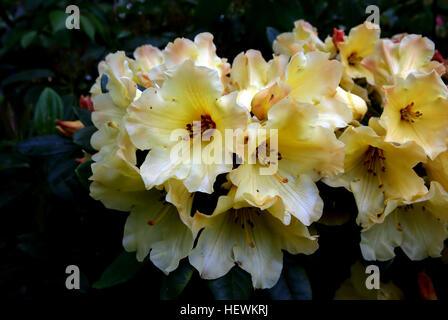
268 257 312 300
208 267 253 300
49 10 67 33
75 160 93 189
160 259 194 300
1 69 54 87
92 251 144 289
17 135 78 157
72 125 96 153
21 31 37 48
266 27 279 45
33 87 64 135
81 16 95 41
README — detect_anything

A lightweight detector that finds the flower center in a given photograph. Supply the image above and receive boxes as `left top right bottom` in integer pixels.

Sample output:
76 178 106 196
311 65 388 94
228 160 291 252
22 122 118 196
363 146 386 188
186 114 216 139
233 208 260 248
347 51 363 66
400 102 422 123
255 142 288 183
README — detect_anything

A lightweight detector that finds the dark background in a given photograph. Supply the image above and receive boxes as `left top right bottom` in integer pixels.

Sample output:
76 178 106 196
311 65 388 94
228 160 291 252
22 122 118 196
1 0 447 300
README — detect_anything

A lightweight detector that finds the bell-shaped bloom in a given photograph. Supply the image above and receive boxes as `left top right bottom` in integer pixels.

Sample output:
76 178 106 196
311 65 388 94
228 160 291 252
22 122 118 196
339 22 380 80
361 181 448 261
362 34 445 89
148 33 230 87
229 98 344 226
325 121 428 229
229 50 288 110
282 51 353 129
125 59 249 193
248 51 353 129
90 126 195 274
131 45 164 88
424 145 448 191
122 179 195 274
189 187 318 289
273 20 334 57
331 87 367 121
89 51 142 154
380 71 448 160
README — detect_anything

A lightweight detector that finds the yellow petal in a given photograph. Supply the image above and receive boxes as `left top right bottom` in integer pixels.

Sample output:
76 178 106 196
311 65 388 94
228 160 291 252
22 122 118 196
381 71 448 159
285 51 342 103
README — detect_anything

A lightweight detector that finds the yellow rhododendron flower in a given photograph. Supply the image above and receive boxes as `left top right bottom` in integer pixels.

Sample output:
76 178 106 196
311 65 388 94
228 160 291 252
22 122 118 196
229 98 344 226
339 21 380 80
424 146 448 191
122 179 194 273
148 32 230 87
189 187 318 289
229 49 288 110
380 71 448 160
361 182 448 261
283 51 353 129
362 34 446 89
325 122 428 229
251 51 355 128
273 20 331 57
131 44 164 88
125 59 249 193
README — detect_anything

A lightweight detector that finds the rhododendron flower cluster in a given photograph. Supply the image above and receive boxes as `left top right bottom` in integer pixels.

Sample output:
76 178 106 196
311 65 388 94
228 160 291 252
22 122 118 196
88 20 448 289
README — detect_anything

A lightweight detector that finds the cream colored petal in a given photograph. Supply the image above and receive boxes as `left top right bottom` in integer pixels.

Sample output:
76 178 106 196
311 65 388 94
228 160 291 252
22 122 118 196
103 52 137 108
398 35 438 78
273 32 304 56
133 44 163 71
360 212 403 260
350 165 386 229
91 93 125 129
149 210 194 274
339 22 380 79
381 72 448 160
266 100 345 177
381 142 428 201
125 60 223 150
188 212 236 280
332 87 367 121
139 146 189 189
398 204 448 260
423 181 448 221
165 178 194 227
314 96 353 129
424 149 448 192
229 163 323 226
232 212 284 289
285 51 342 103
211 91 249 140
89 181 147 211
231 50 269 90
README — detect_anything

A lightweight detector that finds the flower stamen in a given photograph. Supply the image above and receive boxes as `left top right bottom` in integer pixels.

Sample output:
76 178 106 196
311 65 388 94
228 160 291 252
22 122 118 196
400 102 422 123
147 206 170 226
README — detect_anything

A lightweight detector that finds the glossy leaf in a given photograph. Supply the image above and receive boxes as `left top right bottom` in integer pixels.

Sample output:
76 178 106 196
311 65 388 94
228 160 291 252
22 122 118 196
269 258 312 300
208 266 253 300
160 259 194 300
73 125 96 153
93 251 144 289
33 88 64 135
